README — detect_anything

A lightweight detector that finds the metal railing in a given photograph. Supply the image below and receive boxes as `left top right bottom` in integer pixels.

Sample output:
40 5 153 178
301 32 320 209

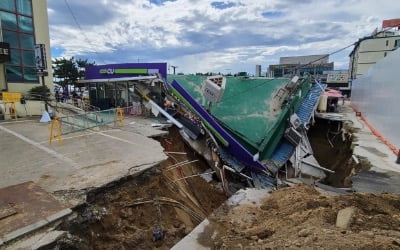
59 108 116 134
58 105 147 135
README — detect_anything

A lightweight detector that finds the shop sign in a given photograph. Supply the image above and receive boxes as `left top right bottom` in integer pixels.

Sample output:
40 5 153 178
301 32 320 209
0 42 11 63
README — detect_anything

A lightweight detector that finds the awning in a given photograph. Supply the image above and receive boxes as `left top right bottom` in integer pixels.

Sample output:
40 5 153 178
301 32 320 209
77 75 157 84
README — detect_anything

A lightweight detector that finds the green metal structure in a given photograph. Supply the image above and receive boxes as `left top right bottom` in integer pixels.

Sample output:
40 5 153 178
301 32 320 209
168 75 311 160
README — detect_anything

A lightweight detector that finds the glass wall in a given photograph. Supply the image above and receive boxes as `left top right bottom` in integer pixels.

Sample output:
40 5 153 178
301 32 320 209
0 0 37 83
87 81 142 110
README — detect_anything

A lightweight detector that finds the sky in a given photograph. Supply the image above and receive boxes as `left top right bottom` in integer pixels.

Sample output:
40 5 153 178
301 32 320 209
47 0 400 75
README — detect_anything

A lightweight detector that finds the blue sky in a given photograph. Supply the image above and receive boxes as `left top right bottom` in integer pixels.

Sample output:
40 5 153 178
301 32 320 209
47 0 400 75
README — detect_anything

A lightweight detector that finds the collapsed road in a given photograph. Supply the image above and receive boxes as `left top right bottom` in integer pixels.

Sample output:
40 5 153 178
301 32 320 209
2 74 400 249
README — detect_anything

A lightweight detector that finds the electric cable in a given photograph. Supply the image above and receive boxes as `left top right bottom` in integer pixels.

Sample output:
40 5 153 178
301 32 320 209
63 0 106 64
221 42 356 102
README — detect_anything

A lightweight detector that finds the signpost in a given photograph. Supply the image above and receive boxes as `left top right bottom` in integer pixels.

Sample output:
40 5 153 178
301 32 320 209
35 44 48 111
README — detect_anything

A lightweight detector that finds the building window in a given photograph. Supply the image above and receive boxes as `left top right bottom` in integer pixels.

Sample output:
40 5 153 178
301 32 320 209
386 40 389 46
0 0 37 83
395 39 400 48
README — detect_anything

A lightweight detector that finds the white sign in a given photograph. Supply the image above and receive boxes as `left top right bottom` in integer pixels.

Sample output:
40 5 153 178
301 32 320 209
324 71 349 84
201 76 226 103
35 44 47 70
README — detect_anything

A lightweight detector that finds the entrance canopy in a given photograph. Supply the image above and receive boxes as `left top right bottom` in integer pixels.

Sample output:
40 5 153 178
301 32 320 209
85 63 167 81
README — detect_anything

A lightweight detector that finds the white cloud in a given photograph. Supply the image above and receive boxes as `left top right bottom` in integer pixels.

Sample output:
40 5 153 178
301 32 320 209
48 0 400 73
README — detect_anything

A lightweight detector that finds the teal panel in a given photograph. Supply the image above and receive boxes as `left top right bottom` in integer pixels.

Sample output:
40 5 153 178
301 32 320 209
168 75 291 153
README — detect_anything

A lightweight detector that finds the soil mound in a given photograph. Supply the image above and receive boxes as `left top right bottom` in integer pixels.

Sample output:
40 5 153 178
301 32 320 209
205 184 400 249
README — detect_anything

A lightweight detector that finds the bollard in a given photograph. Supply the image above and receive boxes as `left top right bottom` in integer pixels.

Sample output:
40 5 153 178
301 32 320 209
396 150 400 164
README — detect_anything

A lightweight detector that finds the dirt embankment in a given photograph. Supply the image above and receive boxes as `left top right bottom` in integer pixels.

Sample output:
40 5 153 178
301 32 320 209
203 184 400 249
54 128 226 250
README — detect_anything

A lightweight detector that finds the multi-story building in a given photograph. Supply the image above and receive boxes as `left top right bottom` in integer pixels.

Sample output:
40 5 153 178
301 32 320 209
0 0 53 93
255 65 261 77
349 20 400 80
268 54 334 79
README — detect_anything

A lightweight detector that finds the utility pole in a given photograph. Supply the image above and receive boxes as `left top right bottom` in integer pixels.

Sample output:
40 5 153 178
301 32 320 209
171 65 178 75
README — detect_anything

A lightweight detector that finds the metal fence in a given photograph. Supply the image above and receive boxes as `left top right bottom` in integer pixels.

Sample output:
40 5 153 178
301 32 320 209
60 108 116 134
58 104 148 135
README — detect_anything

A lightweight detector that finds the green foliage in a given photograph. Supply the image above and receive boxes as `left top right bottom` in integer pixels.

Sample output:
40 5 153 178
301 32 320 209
52 57 95 91
27 85 51 100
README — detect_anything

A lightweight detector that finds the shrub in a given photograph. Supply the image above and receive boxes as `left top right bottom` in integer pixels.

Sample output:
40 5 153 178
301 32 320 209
27 86 51 101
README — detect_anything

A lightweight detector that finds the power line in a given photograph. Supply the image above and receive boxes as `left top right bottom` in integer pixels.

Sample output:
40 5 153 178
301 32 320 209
221 42 356 102
63 0 106 64
291 42 356 72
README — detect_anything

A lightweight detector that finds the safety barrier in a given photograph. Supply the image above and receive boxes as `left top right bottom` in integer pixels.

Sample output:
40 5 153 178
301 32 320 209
59 107 126 135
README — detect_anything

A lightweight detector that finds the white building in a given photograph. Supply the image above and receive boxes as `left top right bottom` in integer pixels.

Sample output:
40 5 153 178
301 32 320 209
279 54 328 65
349 26 400 80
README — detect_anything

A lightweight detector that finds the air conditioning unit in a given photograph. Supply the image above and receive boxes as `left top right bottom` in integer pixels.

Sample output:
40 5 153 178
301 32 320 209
290 113 302 129
284 127 302 146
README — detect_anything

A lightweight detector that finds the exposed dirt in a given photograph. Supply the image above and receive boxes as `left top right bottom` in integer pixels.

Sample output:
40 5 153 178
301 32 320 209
203 184 400 249
309 118 370 187
53 128 226 250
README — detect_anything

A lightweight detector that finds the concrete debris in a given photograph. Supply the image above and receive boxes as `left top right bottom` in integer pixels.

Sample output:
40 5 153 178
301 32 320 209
298 228 311 237
336 207 356 229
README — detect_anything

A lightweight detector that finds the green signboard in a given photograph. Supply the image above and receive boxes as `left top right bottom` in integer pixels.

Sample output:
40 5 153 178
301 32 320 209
99 68 148 75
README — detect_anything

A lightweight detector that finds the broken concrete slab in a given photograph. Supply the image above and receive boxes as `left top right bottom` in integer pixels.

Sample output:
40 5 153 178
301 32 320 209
352 170 400 193
0 118 168 247
31 230 67 249
0 119 167 204
0 182 71 244
342 104 399 173
122 117 169 138
336 207 356 229
4 230 67 250
341 103 400 193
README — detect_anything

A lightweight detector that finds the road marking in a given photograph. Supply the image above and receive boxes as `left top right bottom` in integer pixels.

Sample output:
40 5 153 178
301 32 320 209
0 125 79 168
98 131 141 146
0 120 37 124
37 129 115 144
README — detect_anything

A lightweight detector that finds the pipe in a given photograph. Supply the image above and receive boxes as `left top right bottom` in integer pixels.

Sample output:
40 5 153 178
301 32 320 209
149 99 183 129
301 159 335 174
135 87 183 129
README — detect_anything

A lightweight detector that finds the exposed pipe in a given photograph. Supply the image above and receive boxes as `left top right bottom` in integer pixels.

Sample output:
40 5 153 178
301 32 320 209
301 159 335 174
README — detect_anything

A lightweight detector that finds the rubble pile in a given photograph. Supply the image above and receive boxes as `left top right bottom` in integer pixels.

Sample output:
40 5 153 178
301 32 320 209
203 184 400 249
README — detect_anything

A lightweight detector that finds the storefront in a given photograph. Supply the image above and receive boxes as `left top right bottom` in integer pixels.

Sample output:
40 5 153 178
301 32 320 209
80 63 167 110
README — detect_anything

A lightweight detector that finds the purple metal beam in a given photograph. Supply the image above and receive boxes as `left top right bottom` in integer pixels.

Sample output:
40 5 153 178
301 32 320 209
170 80 267 173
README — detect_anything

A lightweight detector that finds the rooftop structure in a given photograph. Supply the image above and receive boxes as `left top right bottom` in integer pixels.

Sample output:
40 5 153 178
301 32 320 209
349 19 400 79
268 54 333 78
280 54 329 65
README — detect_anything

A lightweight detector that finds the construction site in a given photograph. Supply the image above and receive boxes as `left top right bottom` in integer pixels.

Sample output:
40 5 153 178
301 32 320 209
1 64 400 249
1 0 400 247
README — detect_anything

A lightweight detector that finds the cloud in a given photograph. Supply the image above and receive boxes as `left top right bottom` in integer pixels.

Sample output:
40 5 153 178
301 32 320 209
48 0 400 74
211 1 236 9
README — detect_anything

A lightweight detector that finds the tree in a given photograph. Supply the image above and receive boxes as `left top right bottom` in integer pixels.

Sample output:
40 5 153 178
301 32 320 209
52 57 95 94
75 58 95 90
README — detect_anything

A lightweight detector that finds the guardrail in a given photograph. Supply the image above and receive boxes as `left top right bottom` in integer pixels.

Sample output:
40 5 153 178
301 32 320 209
59 108 116 135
